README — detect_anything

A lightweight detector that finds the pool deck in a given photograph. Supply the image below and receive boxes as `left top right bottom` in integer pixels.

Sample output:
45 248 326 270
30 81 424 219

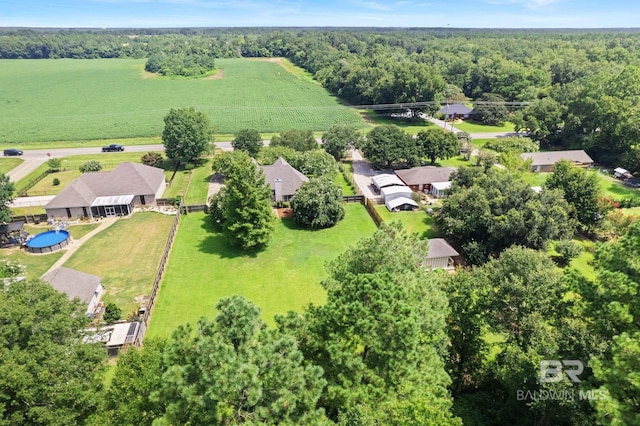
41 217 118 278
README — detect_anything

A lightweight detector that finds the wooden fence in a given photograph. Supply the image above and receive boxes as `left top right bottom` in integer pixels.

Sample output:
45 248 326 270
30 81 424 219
134 199 182 346
17 170 50 197
363 197 384 227
11 214 49 224
343 195 365 203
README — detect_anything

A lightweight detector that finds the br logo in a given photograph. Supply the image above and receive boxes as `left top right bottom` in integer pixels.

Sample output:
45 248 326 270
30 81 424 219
540 360 584 383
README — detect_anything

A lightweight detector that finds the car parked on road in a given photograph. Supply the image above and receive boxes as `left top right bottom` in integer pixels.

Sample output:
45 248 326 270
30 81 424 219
3 148 23 156
102 144 124 152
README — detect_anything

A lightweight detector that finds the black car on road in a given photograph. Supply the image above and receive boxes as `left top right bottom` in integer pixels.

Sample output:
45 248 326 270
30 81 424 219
3 149 23 156
102 144 124 152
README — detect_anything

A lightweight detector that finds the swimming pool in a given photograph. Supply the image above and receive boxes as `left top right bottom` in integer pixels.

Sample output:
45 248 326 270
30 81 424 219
25 230 70 254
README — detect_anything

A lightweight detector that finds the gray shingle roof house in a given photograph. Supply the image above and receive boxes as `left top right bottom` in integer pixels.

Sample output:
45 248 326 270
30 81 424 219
439 104 474 119
42 267 104 316
261 157 309 201
424 238 459 271
45 162 166 220
520 150 594 172
395 166 455 193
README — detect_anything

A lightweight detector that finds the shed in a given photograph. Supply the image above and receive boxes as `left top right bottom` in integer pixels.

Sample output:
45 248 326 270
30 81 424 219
424 238 459 271
380 185 414 203
42 267 104 316
614 167 633 180
386 197 419 212
0 221 26 247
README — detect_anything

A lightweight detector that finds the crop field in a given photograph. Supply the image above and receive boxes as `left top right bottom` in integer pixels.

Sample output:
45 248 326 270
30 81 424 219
0 58 363 146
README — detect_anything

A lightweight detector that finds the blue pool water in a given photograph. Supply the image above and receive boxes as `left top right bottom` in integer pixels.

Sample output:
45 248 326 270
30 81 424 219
26 230 70 248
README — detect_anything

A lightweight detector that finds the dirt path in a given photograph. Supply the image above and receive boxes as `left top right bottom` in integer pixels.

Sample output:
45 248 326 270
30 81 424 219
41 217 119 278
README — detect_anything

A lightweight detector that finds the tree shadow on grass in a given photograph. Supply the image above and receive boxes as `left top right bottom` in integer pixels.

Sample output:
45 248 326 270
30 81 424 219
279 216 334 232
197 215 260 259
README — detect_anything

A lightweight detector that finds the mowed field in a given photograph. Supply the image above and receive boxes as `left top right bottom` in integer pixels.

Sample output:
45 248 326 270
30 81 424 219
0 58 362 145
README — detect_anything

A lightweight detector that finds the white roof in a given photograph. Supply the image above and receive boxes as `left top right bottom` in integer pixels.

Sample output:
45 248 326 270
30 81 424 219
380 185 413 197
372 174 405 189
431 181 451 190
531 186 543 193
386 197 419 211
107 322 139 347
614 167 629 174
91 194 135 207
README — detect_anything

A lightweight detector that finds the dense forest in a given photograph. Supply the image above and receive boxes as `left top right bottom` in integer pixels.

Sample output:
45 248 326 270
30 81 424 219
3 27 640 170
1 28 640 425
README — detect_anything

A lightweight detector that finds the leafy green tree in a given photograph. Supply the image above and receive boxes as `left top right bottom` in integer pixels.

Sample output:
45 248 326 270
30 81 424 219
291 177 344 228
362 125 418 168
416 127 459 165
281 223 457 423
258 146 297 166
0 173 15 223
232 128 263 158
140 151 164 167
156 296 329 425
79 160 102 173
0 279 106 425
592 332 640 426
473 93 509 126
47 157 62 172
513 98 565 147
0 259 24 278
553 239 582 266
437 168 576 262
162 107 213 163
99 340 166 426
321 124 360 160
545 160 609 230
270 129 318 152
288 150 337 179
102 302 122 324
210 151 275 249
484 136 539 153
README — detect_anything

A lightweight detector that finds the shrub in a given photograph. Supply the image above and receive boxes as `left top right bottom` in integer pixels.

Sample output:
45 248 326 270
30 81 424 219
185 163 194 171
52 178 60 186
103 302 122 324
140 151 164 167
484 137 539 153
47 157 62 172
79 160 103 173
554 240 583 265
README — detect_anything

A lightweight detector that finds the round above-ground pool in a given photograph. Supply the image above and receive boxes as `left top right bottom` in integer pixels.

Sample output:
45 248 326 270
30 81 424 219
25 230 70 254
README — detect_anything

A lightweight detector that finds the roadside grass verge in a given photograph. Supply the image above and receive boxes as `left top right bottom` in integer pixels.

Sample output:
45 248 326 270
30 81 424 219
0 158 24 175
146 204 377 338
453 120 516 133
64 212 175 316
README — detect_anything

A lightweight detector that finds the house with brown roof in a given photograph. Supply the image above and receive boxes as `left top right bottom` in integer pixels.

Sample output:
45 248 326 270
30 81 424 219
395 166 455 195
42 267 104 316
424 238 459 271
44 162 166 220
520 150 594 172
261 157 309 201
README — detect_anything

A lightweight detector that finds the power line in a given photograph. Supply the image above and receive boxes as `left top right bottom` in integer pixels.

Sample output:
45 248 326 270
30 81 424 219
350 101 533 110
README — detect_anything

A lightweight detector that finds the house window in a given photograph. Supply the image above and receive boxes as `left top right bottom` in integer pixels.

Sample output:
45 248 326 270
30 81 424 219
140 195 146 205
65 208 71 218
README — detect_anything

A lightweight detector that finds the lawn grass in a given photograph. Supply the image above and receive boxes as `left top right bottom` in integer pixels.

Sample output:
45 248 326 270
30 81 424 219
163 168 191 199
0 158 24 175
375 205 442 239
0 248 64 279
453 120 515 133
471 138 493 150
594 171 640 201
64 212 175 316
0 58 362 145
568 238 597 281
335 172 356 196
360 110 429 135
436 155 476 168
10 206 46 217
184 159 213 205
146 204 377 338
23 223 100 240
621 206 640 216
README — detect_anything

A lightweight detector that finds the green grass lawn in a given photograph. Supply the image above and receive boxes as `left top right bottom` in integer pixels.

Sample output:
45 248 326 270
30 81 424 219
23 223 100 240
453 120 516 133
0 157 23 175
436 155 475 168
146 204 377 338
0 58 362 145
375 205 442 239
594 171 640 200
621 206 640 216
0 248 64 279
163 168 191 199
335 172 356 196
64 212 176 316
184 159 213 205
471 138 494 150
360 110 430 135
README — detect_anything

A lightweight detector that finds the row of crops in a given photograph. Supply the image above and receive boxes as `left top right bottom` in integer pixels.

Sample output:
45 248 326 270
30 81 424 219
0 58 364 145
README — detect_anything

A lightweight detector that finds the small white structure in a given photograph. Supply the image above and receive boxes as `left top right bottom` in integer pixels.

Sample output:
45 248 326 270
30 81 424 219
424 238 459 271
386 197 419 212
614 167 633 180
429 181 452 198
42 267 104 316
371 174 405 193
380 185 413 203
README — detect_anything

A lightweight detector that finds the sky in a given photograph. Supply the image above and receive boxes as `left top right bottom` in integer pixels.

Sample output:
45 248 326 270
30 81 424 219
3 0 640 29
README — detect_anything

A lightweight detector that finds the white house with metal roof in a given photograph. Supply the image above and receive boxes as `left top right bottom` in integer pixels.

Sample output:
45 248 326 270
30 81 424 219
44 162 166 220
